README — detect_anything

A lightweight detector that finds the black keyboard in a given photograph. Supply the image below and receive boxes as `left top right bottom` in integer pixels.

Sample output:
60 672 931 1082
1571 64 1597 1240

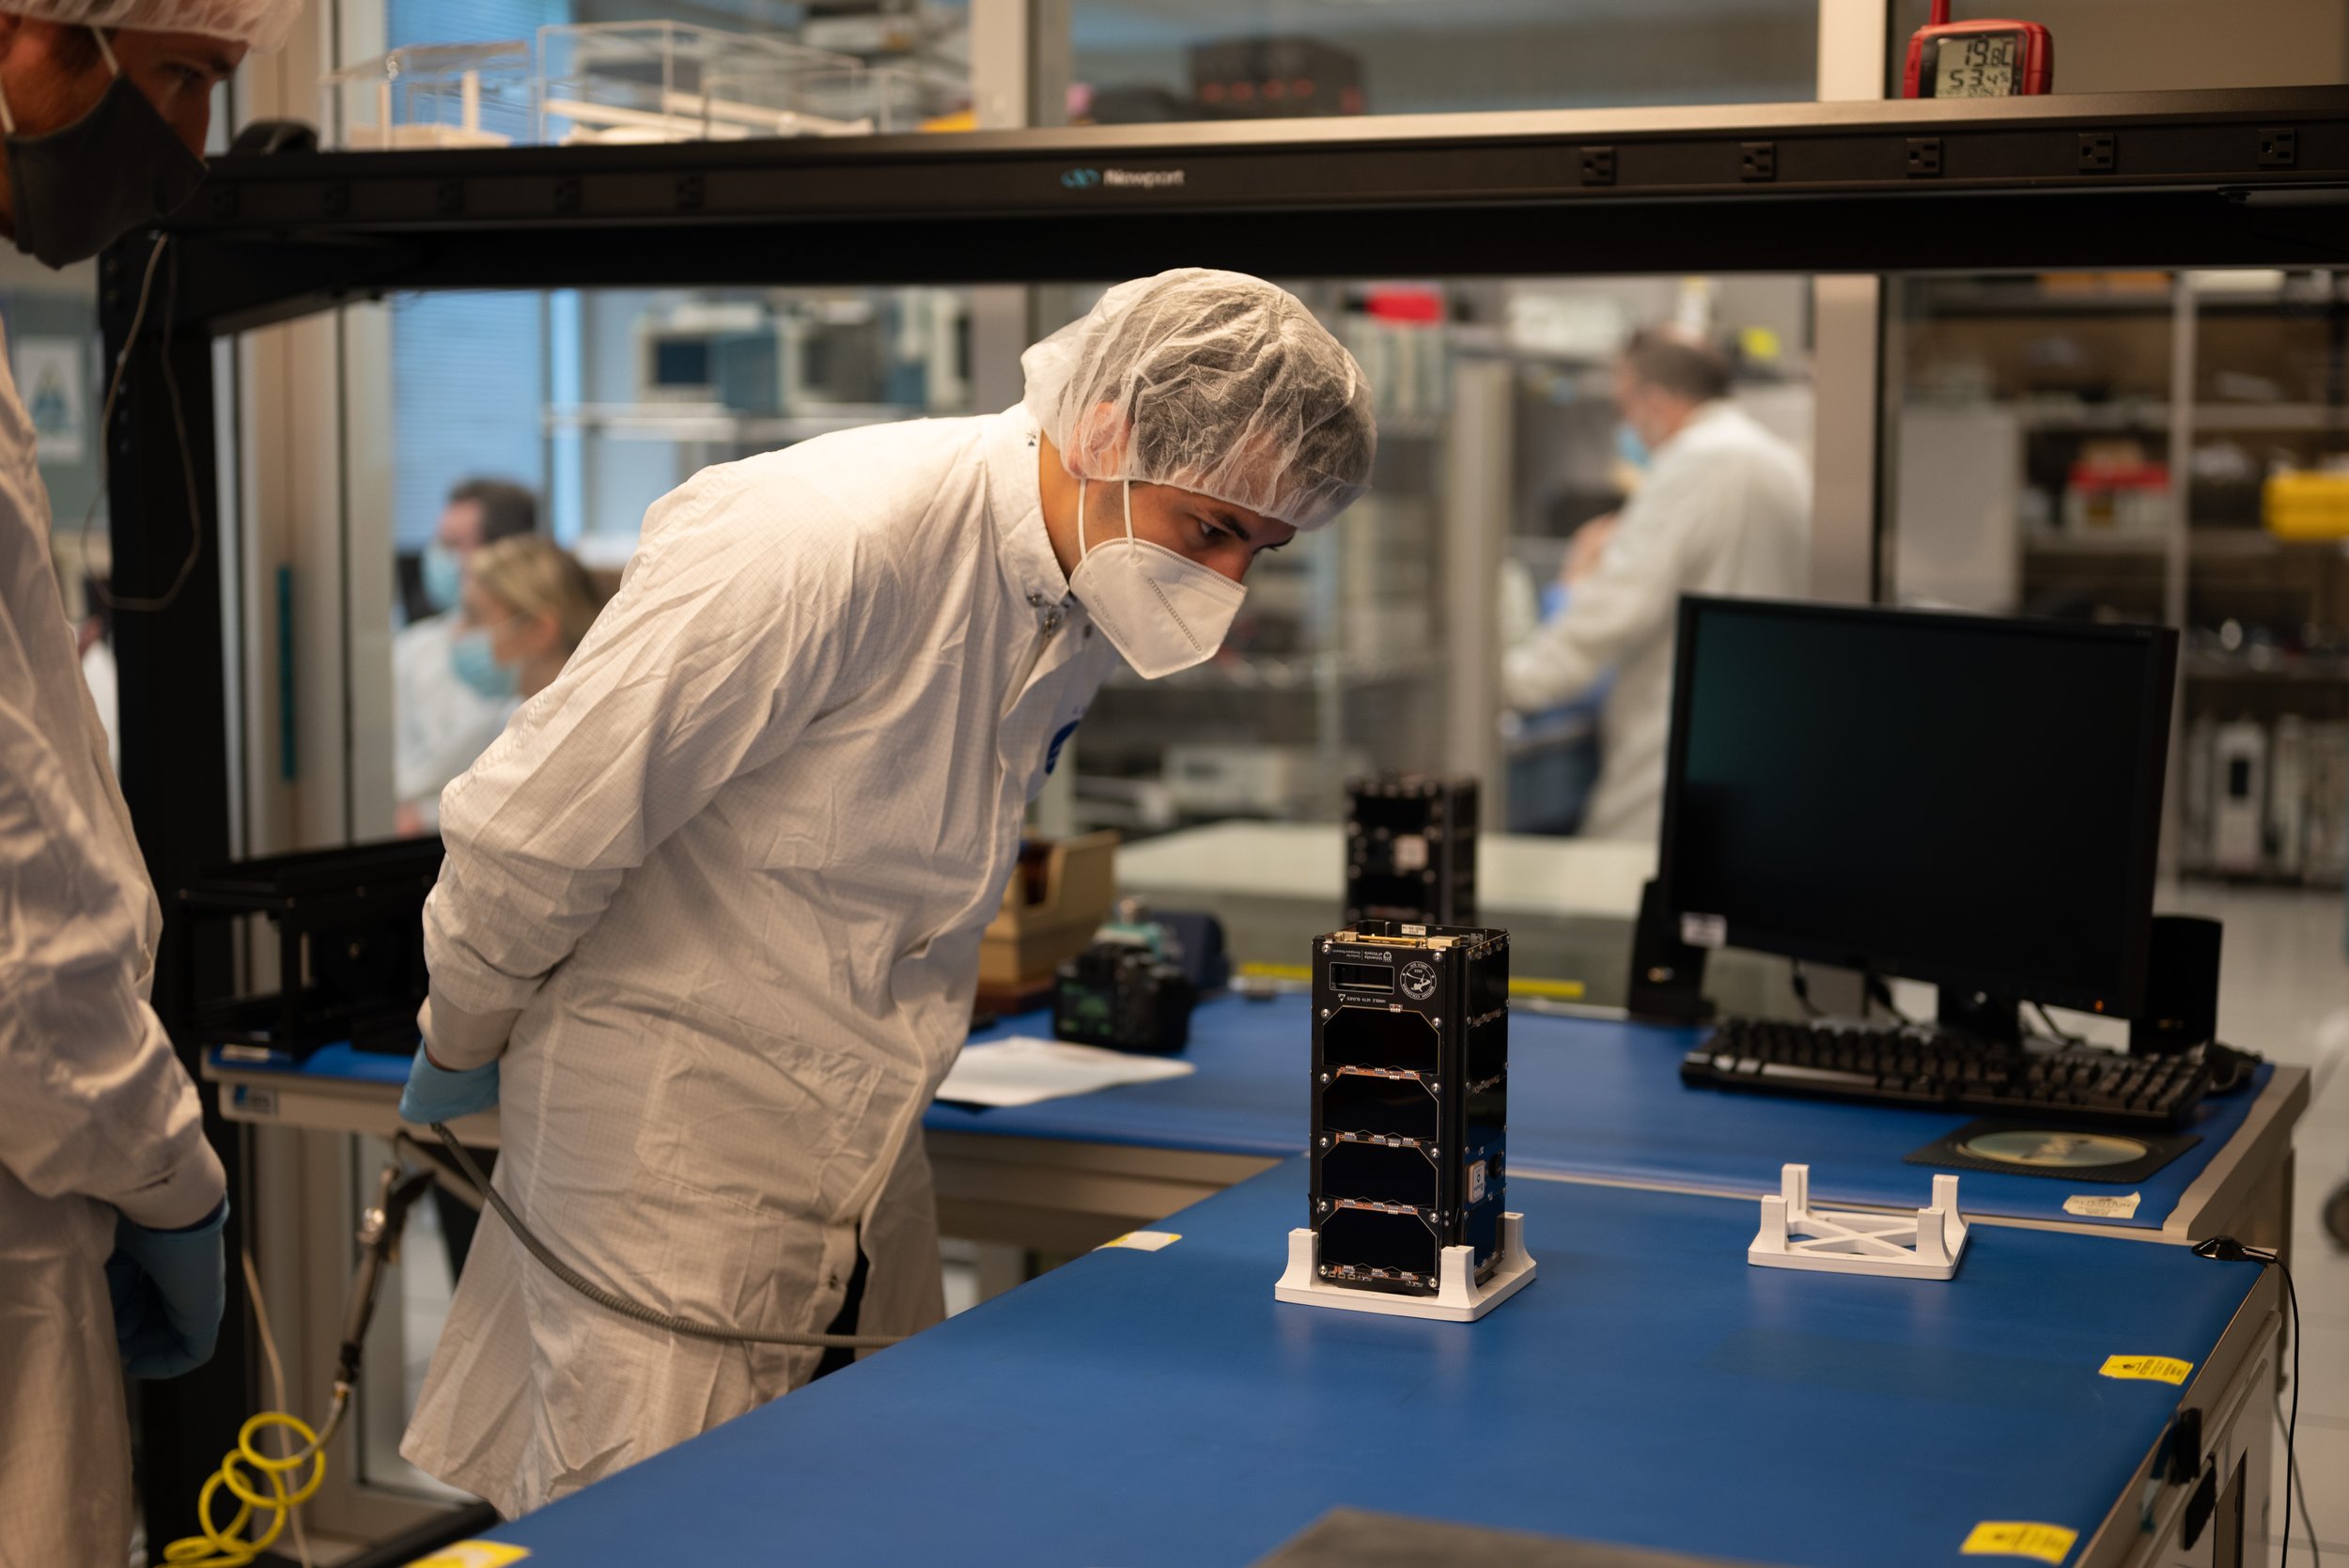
1679 1017 2211 1130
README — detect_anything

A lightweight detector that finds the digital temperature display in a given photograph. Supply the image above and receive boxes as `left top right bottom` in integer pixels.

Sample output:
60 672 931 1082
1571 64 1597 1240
1935 31 2021 98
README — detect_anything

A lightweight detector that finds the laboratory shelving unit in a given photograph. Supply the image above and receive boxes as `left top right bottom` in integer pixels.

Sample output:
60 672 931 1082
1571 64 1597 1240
103 84 2349 1547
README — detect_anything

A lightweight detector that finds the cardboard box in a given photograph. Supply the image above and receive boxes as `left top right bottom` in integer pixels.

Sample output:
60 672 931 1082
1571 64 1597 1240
978 831 1119 987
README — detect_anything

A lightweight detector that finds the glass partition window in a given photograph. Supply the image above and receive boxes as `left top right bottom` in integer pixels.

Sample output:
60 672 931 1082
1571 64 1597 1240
1070 0 1817 124
1889 270 2349 889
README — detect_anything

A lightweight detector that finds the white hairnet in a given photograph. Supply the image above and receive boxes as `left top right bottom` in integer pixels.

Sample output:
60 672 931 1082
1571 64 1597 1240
0 0 301 50
1022 269 1377 532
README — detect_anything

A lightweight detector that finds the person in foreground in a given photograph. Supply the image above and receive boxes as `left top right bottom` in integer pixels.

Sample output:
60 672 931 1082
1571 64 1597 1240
0 0 296 1560
397 268 1378 1515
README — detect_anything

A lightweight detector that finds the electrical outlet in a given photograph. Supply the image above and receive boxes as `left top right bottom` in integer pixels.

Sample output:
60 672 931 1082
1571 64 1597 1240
1739 142 1777 181
1580 146 1616 186
1906 137 1943 177
2259 127 2297 168
2078 133 2117 174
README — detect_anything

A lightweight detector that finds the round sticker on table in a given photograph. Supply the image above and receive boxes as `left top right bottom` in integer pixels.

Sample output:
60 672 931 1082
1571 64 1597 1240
1957 1129 2152 1170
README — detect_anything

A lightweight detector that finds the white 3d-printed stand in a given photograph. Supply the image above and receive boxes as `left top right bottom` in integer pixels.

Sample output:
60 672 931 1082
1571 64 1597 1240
1748 1163 1969 1281
1273 1212 1538 1322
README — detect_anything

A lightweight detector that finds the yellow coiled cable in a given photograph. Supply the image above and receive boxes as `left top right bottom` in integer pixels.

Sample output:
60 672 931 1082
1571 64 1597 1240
163 1404 338 1566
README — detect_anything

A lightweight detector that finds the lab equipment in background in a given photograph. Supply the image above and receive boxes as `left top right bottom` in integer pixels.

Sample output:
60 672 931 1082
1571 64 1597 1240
537 22 879 146
978 831 1120 1010
1190 35 1363 119
320 41 534 150
1053 940 1196 1054
1345 772 1478 929
2061 443 2170 536
2178 715 2349 883
1901 0 2052 98
2305 723 2349 883
1161 743 1326 818
1281 920 1533 1322
2209 721 2269 875
2263 467 2349 540
1657 597 2176 1044
2271 716 2310 879
179 840 443 1059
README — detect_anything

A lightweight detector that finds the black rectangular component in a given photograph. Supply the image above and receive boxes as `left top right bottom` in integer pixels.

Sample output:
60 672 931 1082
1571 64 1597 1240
1657 598 2175 1020
1345 773 1478 929
1328 961 1392 993
1311 921 1508 1297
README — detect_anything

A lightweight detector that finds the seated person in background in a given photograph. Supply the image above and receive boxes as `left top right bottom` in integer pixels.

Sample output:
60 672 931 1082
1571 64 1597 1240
450 535 614 709
394 477 539 834
1501 327 1810 843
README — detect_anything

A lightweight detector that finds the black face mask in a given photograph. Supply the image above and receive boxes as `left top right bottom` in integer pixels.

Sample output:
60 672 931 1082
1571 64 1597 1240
3 49 205 270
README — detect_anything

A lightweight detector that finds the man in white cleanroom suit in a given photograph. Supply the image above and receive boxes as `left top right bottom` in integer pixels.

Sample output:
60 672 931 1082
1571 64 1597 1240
1502 327 1809 842
0 1 298 1561
397 270 1378 1514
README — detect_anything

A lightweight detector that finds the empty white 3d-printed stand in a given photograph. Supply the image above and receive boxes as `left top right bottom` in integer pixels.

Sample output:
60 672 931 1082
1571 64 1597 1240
1748 1163 1969 1281
1273 1213 1537 1322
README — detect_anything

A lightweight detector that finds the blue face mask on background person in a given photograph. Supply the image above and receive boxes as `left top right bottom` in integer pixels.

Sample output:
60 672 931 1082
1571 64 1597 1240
421 544 464 613
1614 422 1651 471
449 626 518 700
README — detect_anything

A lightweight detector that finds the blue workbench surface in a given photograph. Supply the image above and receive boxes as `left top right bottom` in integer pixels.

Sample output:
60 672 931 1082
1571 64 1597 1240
487 1161 2264 1567
211 997 2270 1234
930 994 2271 1232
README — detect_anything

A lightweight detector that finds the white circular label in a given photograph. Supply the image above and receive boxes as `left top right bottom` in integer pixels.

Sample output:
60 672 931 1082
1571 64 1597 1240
1399 960 1438 1001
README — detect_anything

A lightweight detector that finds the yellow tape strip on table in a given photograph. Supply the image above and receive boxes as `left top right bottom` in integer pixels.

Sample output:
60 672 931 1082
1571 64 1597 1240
1961 1521 2078 1564
2099 1354 2193 1384
404 1544 530 1568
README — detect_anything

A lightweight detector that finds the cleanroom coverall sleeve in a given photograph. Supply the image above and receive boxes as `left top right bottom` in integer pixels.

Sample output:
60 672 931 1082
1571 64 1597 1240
1500 459 1702 713
423 472 869 1025
0 695 226 1232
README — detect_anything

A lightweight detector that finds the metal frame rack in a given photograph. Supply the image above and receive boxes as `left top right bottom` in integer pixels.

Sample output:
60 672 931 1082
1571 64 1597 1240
102 85 2349 1545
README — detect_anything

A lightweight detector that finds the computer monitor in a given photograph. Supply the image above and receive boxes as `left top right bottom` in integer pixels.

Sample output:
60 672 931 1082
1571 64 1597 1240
1657 597 2177 1024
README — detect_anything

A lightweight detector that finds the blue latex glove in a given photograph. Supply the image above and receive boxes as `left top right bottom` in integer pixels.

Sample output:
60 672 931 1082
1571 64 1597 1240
105 1197 228 1379
399 1045 500 1125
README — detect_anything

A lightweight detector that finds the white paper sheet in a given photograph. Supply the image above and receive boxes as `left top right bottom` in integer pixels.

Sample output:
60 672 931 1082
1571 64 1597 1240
935 1035 1195 1108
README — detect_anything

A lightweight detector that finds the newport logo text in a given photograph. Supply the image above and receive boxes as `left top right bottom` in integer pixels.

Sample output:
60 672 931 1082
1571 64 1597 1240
1061 167 1187 191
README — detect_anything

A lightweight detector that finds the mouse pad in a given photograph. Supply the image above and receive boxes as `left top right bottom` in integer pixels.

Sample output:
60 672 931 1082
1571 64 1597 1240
1905 1119 2200 1185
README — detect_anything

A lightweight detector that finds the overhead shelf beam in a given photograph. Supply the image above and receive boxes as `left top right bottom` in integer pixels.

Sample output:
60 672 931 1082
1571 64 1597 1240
153 85 2349 331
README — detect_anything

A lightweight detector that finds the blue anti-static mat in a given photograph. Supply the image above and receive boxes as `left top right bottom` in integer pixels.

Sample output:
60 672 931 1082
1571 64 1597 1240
224 993 2269 1234
927 993 2270 1232
487 1161 2266 1568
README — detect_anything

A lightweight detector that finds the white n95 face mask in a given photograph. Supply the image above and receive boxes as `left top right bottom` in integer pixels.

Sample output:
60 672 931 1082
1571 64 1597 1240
1068 479 1246 680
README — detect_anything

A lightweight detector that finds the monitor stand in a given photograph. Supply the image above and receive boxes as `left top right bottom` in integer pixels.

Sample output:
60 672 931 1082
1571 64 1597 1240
1936 986 2020 1048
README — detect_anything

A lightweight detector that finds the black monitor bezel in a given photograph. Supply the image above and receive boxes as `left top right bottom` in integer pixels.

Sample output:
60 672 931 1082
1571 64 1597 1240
1655 595 2177 1019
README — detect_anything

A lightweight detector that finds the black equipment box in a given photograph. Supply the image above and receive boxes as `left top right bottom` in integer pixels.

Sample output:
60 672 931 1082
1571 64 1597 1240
1054 940 1197 1054
1345 774 1477 929
1310 920 1509 1296
178 838 443 1057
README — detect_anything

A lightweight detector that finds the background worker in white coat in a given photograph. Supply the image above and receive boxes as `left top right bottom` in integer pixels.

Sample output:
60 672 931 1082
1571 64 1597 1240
396 269 1377 1516
1502 327 1810 842
0 1 295 1561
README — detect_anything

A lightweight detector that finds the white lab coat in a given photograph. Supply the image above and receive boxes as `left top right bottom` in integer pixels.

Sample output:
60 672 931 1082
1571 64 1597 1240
400 407 1116 1516
394 612 516 830
0 325 227 1561
1503 401 1810 842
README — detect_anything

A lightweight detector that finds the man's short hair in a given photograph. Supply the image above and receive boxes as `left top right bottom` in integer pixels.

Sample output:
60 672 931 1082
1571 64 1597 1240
1621 327 1733 405
446 478 538 545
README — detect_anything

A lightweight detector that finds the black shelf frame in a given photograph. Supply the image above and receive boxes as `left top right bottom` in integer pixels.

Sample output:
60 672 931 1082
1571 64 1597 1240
151 85 2349 331
96 85 2349 1544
